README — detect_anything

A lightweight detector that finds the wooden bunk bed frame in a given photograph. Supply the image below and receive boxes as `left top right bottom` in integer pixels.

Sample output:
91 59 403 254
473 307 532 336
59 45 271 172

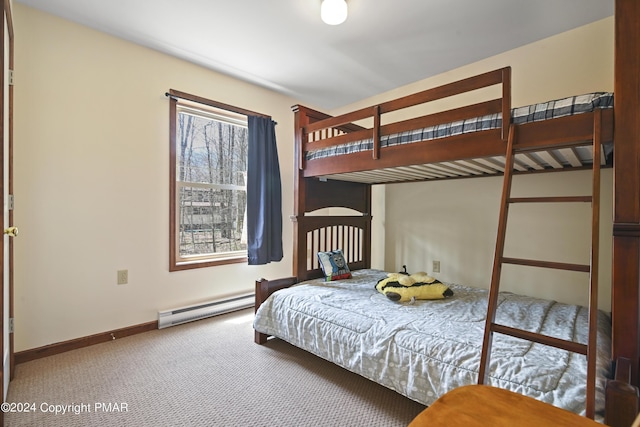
255 2 640 426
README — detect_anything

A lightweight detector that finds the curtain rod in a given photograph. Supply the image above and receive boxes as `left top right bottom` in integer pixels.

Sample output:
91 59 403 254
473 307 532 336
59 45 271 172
165 89 275 123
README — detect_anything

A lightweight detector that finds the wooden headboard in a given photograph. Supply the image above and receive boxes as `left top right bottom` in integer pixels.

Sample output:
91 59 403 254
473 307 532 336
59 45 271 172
291 176 372 281
292 214 372 282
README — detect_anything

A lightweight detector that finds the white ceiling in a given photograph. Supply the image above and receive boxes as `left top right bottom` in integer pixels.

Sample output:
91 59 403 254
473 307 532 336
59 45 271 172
17 0 613 110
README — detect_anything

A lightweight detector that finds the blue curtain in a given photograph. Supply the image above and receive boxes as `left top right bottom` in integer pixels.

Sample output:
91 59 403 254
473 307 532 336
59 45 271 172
247 116 283 265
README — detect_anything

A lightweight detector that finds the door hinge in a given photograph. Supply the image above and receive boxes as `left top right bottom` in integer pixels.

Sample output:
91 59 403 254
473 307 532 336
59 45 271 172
9 318 14 334
8 194 13 210
8 70 14 86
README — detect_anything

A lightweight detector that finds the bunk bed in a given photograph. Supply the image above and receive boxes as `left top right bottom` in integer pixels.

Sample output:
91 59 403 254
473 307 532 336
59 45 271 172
254 5 640 422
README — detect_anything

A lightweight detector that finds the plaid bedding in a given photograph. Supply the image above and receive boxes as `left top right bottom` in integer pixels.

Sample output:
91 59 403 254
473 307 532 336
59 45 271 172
306 92 613 161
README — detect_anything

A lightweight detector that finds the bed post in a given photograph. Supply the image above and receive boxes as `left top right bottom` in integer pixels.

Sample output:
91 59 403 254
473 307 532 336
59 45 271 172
501 67 511 141
254 278 270 344
606 358 639 427
254 277 298 344
607 0 640 425
292 105 309 280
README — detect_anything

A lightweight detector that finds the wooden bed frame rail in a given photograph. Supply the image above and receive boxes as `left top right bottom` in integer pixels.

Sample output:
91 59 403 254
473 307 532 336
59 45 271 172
296 66 511 172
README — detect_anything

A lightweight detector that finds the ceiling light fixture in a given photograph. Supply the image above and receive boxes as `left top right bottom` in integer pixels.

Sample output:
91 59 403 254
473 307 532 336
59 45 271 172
321 0 348 26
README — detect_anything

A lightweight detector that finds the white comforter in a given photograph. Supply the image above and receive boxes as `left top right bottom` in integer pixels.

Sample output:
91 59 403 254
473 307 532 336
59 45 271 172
253 269 611 417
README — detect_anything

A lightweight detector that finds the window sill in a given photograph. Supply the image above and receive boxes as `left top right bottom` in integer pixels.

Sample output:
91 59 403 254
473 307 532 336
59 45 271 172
170 256 248 272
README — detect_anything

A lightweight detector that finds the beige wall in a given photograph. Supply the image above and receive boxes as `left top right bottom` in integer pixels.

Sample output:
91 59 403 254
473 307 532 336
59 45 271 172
334 17 614 310
384 170 613 310
13 4 297 351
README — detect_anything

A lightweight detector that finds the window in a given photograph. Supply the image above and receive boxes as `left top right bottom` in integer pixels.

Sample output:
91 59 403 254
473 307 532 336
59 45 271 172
169 90 250 271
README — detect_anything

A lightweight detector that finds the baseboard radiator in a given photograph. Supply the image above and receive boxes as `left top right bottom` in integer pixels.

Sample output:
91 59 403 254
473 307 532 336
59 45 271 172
158 293 254 329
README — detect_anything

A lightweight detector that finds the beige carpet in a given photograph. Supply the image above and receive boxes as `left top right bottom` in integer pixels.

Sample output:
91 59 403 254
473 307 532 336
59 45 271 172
5 309 425 426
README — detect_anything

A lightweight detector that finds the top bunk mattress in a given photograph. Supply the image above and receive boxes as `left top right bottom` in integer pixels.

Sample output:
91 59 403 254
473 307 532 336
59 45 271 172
253 269 612 418
306 92 613 161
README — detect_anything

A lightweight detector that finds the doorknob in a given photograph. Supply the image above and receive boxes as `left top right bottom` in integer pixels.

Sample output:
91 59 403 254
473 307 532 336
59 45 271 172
4 227 18 237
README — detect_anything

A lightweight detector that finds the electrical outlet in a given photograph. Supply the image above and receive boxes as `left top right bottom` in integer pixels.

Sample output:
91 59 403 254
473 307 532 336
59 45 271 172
117 270 128 285
432 261 440 273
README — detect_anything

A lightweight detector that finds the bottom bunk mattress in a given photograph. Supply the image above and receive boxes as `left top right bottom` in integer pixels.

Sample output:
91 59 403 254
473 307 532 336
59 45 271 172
253 269 612 417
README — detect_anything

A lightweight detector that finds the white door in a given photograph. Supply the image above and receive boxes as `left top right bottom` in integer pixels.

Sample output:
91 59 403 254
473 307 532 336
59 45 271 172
2 21 8 396
1 0 14 406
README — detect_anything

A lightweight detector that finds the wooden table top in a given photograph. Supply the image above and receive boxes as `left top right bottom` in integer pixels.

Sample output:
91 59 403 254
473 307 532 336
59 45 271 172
408 385 601 427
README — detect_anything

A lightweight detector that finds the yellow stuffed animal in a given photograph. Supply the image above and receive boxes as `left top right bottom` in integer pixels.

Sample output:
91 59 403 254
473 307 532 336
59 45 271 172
375 271 453 302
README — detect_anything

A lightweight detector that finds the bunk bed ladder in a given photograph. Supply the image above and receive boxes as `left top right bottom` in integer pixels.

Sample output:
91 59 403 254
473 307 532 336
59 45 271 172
478 113 602 420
